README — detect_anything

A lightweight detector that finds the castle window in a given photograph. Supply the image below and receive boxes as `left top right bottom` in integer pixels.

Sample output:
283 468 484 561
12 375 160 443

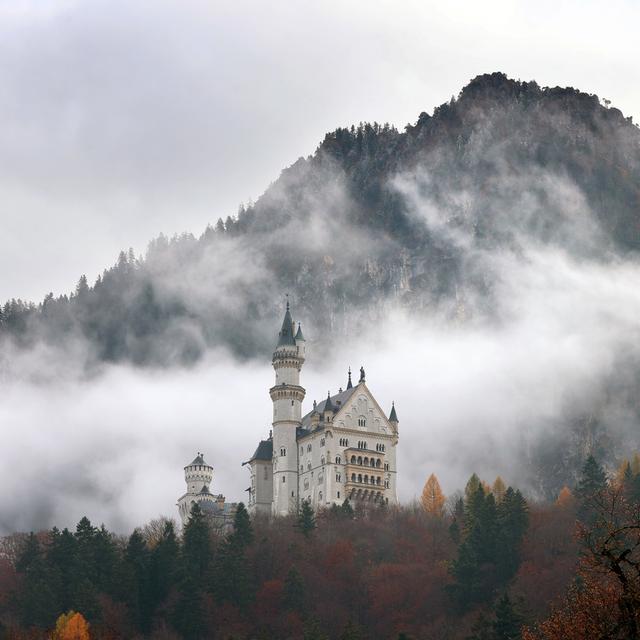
307 444 312 452
336 473 341 482
357 456 362 465
282 476 286 483
280 448 286 457
370 459 375 467
358 416 366 427
318 474 323 484
319 491 323 501
320 438 325 447
351 455 356 464
336 456 341 464
337 491 341 499
351 473 356 482
384 463 389 471
376 459 381 468
307 462 311 470
321 456 325 465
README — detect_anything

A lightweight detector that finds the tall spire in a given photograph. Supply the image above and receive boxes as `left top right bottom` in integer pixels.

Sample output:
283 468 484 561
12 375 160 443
346 367 353 389
276 298 296 347
389 401 398 423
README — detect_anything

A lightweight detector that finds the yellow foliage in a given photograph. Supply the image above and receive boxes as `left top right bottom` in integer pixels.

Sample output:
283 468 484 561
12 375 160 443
421 473 445 517
556 486 573 507
52 611 90 640
492 476 506 502
464 473 481 501
631 453 640 476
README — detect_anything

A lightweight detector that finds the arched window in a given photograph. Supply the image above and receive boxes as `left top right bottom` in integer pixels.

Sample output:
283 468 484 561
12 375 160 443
307 444 312 452
364 457 369 466
321 456 325 465
376 459 381 468
282 476 286 483
358 474 362 483
357 456 363 465
280 447 286 457
376 477 381 485
351 473 356 482
351 455 356 464
319 491 323 501
364 475 369 484
370 459 375 467
358 416 366 427
336 456 341 464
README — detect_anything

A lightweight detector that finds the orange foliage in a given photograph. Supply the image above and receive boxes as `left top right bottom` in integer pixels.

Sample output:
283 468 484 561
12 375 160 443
555 486 573 507
421 473 445 517
52 611 90 640
492 476 506 502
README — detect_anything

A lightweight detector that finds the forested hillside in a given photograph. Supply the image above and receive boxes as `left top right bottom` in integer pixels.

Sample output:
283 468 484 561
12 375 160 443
2 72 639 366
2 457 639 640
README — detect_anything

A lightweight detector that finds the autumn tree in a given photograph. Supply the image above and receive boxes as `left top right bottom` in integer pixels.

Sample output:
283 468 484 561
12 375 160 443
555 486 573 507
421 474 445 517
52 611 90 640
493 477 507 503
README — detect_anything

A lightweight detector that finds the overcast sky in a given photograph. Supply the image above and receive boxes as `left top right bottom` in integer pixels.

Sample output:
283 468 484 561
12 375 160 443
1 0 638 302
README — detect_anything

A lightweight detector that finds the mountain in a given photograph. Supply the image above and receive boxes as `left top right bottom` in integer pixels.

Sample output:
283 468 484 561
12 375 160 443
2 72 640 498
2 72 638 366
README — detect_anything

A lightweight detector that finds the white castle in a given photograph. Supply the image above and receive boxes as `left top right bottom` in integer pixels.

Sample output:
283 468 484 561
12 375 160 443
245 302 399 515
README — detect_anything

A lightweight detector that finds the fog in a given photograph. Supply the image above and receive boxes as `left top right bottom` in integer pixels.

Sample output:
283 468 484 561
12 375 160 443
2 236 640 535
1 0 639 302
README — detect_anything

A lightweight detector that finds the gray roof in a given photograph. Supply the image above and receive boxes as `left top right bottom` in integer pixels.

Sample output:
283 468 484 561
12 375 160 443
200 500 236 515
249 439 273 462
200 485 211 494
188 454 207 466
301 386 357 428
389 402 398 422
276 303 296 347
295 324 305 341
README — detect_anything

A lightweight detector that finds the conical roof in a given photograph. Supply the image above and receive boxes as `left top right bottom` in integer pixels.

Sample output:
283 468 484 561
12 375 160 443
389 402 398 422
295 323 305 341
346 367 353 389
188 454 207 466
323 391 335 413
276 302 296 347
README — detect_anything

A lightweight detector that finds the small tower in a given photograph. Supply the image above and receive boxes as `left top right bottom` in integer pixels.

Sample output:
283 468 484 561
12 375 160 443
177 453 214 524
270 300 306 515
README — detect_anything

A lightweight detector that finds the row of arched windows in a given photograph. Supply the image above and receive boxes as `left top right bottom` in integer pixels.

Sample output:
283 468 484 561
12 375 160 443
350 473 382 486
339 438 349 446
375 443 386 452
349 455 382 468
357 441 367 449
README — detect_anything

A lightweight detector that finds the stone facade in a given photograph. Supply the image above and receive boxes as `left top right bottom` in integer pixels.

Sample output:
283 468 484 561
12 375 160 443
177 453 237 533
246 304 399 516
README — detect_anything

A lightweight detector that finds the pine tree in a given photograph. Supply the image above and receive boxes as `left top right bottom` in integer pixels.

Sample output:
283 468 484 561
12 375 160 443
576 455 607 521
297 499 316 538
492 594 523 639
421 473 446 517
182 503 211 581
341 499 354 518
122 530 152 632
283 566 305 612
150 520 180 613
229 502 253 548
465 474 482 502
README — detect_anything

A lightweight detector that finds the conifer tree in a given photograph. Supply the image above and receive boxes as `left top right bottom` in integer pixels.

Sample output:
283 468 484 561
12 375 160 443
122 530 152 632
575 455 607 521
492 594 523 639
181 503 211 581
465 474 482 502
229 502 253 548
283 566 305 612
150 520 180 612
421 473 446 517
297 499 316 538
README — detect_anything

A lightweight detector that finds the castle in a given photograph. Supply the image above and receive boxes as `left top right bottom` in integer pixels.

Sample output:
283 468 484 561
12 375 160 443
178 302 399 522
245 303 399 515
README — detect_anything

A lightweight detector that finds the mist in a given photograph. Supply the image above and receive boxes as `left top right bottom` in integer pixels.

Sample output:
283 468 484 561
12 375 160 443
2 232 640 535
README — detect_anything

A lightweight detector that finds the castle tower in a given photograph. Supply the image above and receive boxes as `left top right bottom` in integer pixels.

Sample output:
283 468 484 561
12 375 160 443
177 453 213 523
270 301 306 515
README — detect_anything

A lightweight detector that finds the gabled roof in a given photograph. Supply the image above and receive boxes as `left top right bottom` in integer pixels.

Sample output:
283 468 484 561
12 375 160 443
301 386 357 428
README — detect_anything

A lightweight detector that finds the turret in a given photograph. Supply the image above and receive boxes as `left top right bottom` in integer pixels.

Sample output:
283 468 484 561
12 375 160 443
323 391 335 423
270 300 306 515
184 453 213 494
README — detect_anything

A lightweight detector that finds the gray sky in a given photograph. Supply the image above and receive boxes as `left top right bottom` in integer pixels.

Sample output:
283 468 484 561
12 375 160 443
0 0 638 302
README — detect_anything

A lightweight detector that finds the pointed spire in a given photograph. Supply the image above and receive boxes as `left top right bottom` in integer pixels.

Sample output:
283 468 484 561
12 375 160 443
295 323 305 341
276 298 296 347
389 401 398 423
346 367 353 389
324 391 335 413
